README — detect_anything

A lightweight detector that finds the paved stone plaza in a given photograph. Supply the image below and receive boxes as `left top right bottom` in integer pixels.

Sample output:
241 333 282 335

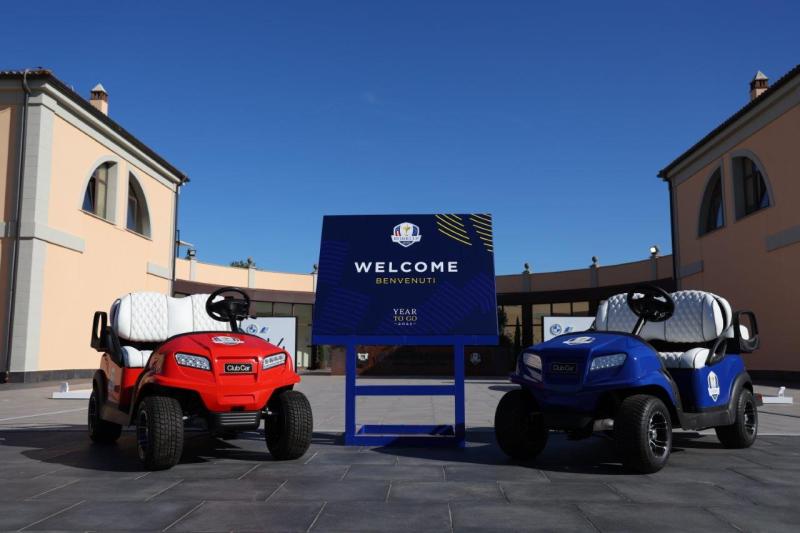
1 376 799 531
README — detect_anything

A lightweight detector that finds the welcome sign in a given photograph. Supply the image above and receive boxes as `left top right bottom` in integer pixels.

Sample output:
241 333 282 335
312 214 498 340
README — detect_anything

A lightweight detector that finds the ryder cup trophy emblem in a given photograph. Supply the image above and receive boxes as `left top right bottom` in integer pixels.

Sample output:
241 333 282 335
391 222 422 247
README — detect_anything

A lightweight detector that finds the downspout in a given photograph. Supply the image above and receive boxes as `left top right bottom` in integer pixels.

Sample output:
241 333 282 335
3 70 32 382
170 182 182 295
667 177 680 290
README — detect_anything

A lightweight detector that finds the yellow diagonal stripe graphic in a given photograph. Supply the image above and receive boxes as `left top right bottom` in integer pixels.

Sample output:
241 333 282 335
442 214 465 227
437 225 472 246
435 215 469 238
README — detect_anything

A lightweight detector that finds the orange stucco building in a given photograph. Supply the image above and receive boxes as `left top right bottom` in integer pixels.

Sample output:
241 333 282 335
1 70 187 381
660 65 800 375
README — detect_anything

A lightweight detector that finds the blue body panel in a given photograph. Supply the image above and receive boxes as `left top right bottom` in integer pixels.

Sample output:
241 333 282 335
511 332 748 424
670 355 745 411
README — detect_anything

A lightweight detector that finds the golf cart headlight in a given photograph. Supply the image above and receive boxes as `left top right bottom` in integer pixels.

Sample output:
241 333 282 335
523 352 542 371
175 353 211 371
590 353 627 371
262 352 286 370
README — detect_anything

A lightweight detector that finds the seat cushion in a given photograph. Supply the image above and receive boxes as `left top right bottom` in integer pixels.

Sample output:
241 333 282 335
658 348 709 369
111 292 230 343
121 346 153 368
595 290 731 343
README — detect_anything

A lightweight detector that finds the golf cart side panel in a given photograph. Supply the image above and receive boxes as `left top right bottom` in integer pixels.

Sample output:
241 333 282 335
669 355 745 412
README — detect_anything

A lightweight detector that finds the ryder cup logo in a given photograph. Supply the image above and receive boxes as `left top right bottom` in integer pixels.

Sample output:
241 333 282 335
707 371 720 401
563 336 595 345
391 222 422 248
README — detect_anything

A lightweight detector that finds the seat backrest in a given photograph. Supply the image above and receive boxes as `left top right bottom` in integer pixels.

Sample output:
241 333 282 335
111 292 230 343
595 290 731 343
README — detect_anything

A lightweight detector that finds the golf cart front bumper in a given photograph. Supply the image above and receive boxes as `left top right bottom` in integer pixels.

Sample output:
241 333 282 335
510 372 602 430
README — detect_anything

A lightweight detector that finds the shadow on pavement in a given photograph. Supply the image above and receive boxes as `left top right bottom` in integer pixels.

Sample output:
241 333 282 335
1 424 737 476
0 426 344 473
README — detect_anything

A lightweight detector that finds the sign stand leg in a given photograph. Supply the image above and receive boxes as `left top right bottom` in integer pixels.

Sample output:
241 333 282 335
454 341 466 448
345 342 357 445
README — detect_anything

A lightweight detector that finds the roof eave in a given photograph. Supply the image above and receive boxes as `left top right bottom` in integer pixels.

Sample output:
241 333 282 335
0 69 190 185
657 64 800 182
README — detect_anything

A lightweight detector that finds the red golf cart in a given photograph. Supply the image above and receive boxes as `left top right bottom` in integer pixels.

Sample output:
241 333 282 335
88 287 312 470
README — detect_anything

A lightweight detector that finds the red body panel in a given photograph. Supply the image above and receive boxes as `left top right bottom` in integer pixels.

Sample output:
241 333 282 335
102 332 300 421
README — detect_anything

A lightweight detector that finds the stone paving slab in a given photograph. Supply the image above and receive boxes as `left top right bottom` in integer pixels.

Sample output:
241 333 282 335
2 378 800 531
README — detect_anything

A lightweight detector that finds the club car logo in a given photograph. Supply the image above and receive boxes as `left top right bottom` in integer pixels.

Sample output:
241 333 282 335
563 336 595 346
391 222 422 248
551 362 577 374
212 336 244 346
707 371 721 401
224 363 252 373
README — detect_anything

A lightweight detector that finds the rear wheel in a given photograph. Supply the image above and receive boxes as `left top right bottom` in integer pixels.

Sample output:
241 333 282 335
615 394 672 473
715 388 758 448
136 396 184 470
88 388 122 444
494 389 548 460
265 390 313 460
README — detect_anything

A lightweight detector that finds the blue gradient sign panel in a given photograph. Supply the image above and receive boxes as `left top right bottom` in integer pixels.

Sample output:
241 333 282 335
312 214 498 339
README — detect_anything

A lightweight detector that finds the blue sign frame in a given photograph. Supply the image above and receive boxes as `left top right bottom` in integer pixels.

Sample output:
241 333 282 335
313 214 498 447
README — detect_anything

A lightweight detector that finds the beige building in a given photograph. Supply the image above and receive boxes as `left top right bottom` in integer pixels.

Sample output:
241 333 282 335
1 70 187 381
660 65 800 375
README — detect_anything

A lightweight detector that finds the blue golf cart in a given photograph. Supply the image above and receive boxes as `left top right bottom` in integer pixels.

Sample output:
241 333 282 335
494 285 760 473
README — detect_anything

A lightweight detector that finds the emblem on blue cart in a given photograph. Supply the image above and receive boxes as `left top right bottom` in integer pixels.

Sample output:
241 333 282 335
707 371 720 401
563 336 595 345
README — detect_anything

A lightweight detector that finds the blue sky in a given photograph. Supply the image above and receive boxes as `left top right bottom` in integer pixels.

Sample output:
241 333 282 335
3 1 798 274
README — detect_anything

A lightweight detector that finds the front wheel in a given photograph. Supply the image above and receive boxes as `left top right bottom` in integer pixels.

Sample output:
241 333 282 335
88 388 122 444
136 396 184 470
494 389 548 460
265 390 313 460
615 395 672 473
715 388 758 448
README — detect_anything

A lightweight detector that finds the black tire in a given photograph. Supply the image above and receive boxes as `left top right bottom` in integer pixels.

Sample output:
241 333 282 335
136 396 184 470
265 390 313 460
615 394 672 473
715 388 758 448
494 389 548 460
88 388 122 444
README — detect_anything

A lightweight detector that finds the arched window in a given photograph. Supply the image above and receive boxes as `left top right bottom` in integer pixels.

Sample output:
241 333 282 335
698 168 724 236
126 174 151 237
82 162 115 220
732 155 771 219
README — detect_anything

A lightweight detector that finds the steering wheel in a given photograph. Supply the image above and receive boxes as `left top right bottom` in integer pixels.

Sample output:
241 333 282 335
206 287 251 326
626 285 675 331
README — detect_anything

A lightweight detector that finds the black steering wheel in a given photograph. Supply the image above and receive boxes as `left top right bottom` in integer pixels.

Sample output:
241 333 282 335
206 287 251 328
626 285 675 335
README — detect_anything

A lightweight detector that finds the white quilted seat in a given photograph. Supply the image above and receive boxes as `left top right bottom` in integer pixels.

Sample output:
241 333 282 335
595 290 731 369
110 293 230 367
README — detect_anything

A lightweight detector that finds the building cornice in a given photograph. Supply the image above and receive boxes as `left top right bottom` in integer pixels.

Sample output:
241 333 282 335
659 64 800 182
0 70 189 185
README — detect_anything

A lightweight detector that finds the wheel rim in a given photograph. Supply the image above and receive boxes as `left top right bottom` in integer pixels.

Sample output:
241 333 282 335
648 411 669 457
136 410 149 460
744 400 757 436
